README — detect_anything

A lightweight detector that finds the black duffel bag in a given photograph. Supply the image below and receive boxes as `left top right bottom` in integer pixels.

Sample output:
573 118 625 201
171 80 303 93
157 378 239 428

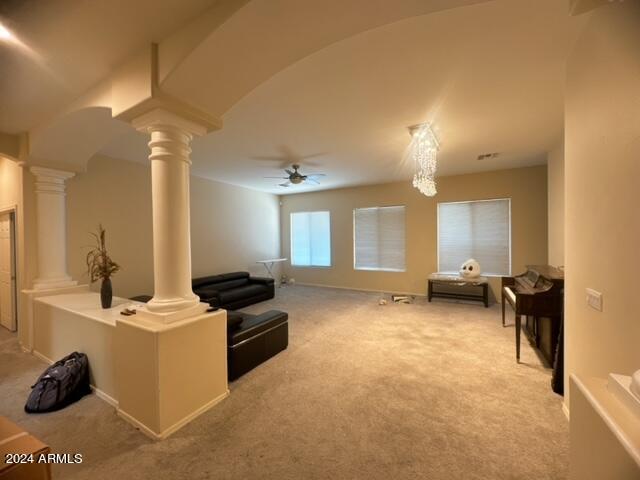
25 352 91 413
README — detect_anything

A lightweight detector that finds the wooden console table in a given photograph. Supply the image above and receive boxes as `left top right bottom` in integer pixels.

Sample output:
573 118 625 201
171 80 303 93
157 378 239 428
427 273 489 307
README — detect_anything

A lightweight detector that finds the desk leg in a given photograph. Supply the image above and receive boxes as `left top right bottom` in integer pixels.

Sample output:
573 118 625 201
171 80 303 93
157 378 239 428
483 284 489 308
427 280 432 302
515 315 521 363
501 293 506 327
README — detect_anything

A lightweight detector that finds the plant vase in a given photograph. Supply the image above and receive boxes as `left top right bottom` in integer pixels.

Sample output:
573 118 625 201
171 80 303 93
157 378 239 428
100 277 113 309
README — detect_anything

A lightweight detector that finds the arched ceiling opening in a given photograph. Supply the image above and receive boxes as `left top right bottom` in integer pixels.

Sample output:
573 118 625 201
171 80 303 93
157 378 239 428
30 107 131 171
101 0 587 193
160 0 491 117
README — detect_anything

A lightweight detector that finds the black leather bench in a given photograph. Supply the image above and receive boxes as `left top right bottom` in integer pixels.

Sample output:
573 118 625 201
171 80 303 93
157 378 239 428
227 310 288 381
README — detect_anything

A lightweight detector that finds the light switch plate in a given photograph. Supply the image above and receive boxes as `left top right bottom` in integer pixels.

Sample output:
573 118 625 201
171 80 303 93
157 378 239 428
586 288 603 312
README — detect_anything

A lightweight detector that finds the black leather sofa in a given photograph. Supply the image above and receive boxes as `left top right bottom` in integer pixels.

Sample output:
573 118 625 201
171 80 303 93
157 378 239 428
192 272 275 310
227 310 288 381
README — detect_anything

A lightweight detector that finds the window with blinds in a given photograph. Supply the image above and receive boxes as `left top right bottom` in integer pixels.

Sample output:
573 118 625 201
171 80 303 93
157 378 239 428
437 199 511 276
353 206 406 272
290 211 331 267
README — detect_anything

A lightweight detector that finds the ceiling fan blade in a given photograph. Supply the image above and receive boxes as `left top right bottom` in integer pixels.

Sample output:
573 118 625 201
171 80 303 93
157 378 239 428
305 177 320 185
264 176 289 179
279 181 291 187
306 173 326 178
285 169 294 175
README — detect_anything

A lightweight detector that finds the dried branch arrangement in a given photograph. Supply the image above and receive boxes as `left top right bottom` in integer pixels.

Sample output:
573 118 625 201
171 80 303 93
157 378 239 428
86 225 120 283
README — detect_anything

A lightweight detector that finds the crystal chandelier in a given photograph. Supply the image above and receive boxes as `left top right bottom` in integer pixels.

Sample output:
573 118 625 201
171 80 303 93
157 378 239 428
408 123 439 197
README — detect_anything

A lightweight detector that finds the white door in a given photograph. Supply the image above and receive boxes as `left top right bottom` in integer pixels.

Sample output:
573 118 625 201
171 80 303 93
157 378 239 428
0 212 16 331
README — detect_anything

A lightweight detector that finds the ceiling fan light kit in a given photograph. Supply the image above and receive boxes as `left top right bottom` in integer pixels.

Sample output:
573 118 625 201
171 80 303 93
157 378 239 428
408 122 439 197
265 164 326 188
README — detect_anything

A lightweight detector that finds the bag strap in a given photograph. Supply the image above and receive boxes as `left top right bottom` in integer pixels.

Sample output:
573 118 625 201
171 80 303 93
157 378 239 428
32 376 60 408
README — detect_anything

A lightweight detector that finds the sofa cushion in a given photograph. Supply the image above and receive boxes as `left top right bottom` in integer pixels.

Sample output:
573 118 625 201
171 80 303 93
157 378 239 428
193 286 222 300
192 274 224 290
218 284 268 305
209 278 249 292
226 311 245 330
194 279 249 299
220 272 250 281
192 272 249 290
228 310 288 346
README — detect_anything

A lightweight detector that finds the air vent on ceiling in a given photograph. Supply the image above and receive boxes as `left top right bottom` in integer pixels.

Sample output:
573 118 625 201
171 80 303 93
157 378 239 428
477 152 500 161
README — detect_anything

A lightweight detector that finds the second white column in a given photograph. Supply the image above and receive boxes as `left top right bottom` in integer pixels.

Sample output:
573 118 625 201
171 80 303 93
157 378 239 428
132 109 207 320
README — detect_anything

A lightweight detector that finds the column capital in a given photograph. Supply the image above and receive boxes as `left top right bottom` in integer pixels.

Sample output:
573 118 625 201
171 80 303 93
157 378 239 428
132 108 215 138
31 165 77 290
30 166 76 181
126 89 223 136
30 167 76 195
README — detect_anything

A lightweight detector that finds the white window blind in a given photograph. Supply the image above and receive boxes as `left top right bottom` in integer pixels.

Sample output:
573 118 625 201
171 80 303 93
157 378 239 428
354 206 406 272
437 199 511 276
290 211 331 267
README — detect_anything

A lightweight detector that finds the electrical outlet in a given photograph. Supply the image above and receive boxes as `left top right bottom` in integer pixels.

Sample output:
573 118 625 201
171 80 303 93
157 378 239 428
586 288 603 312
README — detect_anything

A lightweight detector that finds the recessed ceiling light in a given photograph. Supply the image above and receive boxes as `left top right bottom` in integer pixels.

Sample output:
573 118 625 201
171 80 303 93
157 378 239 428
0 24 13 41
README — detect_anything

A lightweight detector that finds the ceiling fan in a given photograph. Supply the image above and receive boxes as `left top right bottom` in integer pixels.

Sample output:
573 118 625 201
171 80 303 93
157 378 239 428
264 164 326 187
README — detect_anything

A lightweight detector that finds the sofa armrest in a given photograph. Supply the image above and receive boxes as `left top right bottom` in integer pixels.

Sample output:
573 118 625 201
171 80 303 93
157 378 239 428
254 310 288 322
250 276 275 286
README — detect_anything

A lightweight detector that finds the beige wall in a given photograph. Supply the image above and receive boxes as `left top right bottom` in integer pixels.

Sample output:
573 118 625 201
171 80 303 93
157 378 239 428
33 297 117 400
65 155 280 299
564 1 640 404
0 157 26 343
281 165 548 298
0 157 22 210
547 142 565 267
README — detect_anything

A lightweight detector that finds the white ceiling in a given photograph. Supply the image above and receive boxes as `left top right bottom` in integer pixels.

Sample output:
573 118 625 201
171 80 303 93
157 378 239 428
1 0 586 194
0 0 217 133
101 0 585 194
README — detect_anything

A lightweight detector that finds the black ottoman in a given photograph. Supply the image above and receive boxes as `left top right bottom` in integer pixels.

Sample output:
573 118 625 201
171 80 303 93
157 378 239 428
227 310 288 381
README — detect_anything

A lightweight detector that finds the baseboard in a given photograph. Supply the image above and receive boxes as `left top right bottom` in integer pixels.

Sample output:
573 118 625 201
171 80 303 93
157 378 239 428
92 386 118 407
294 282 426 298
31 349 53 365
117 389 230 440
32 349 119 407
562 401 570 421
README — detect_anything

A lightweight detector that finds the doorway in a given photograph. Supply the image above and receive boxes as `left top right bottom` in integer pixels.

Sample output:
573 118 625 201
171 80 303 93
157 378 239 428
0 211 17 332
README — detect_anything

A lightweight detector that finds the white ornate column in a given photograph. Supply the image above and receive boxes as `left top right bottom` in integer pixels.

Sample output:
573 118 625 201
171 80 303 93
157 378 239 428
132 109 207 322
115 106 228 439
30 167 78 290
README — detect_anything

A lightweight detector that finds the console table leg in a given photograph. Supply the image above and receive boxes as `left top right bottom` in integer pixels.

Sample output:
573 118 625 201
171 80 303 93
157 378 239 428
502 294 506 327
483 284 489 307
427 280 432 302
516 315 521 363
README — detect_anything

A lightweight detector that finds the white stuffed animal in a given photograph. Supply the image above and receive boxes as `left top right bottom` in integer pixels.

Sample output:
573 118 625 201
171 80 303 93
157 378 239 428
459 259 481 279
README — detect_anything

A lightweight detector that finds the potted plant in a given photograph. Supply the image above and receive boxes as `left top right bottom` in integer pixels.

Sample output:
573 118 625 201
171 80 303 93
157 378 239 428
86 225 120 309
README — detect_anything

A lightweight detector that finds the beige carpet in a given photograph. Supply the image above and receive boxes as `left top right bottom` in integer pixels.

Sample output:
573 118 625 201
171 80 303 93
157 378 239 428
0 286 568 479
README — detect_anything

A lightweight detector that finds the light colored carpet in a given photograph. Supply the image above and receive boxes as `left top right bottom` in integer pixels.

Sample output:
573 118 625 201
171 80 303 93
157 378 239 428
0 286 568 479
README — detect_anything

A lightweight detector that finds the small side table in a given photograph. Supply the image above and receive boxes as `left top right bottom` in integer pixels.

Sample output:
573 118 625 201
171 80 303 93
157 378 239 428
427 273 489 307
